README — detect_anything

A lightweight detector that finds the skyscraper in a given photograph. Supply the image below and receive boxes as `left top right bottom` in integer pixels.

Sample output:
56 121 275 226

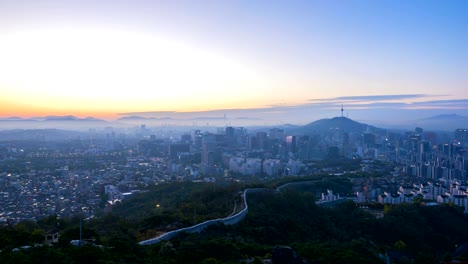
455 129 468 145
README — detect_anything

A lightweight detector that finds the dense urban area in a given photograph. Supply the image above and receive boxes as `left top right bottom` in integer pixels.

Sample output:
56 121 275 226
0 116 468 263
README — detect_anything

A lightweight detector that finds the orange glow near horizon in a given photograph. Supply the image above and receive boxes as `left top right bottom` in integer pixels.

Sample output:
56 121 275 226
0 99 115 119
0 28 288 119
0 92 287 120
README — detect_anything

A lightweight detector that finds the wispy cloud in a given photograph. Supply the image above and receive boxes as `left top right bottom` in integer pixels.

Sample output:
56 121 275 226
405 99 468 109
342 102 409 108
333 94 430 101
411 99 468 106
309 94 433 103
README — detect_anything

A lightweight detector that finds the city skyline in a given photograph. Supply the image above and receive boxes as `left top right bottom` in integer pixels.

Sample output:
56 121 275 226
0 0 467 124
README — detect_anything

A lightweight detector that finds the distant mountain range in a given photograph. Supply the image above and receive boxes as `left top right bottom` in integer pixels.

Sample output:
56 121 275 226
413 114 468 131
421 114 467 121
0 114 467 132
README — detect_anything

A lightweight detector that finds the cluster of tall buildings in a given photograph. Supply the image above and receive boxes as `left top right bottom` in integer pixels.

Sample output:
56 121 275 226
397 128 468 182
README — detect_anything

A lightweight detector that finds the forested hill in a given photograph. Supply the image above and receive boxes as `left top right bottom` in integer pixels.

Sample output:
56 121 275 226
289 116 382 135
0 178 467 263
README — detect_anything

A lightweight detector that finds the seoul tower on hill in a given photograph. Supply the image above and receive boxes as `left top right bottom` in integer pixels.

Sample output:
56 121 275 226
341 105 344 117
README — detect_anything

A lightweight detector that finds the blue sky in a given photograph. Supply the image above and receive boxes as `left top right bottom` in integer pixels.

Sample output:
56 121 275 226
0 0 466 126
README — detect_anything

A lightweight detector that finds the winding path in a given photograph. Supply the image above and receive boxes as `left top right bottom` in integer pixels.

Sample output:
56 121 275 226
139 180 319 246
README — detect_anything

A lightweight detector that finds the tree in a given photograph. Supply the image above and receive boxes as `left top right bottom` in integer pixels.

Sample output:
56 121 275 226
394 240 406 251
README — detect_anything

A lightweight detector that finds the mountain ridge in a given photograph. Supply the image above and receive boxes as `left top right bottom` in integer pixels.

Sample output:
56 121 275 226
288 116 381 135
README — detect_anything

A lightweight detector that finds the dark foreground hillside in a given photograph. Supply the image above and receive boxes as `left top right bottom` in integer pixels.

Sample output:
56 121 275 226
0 181 467 263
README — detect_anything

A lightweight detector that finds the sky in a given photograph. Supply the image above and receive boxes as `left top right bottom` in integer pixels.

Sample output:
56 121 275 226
0 0 467 125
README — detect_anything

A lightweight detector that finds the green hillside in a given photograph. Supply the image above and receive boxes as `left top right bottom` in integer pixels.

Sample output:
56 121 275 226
0 178 467 263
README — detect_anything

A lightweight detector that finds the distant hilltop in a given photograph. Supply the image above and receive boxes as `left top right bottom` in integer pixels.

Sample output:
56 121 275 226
288 116 380 135
414 114 468 131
